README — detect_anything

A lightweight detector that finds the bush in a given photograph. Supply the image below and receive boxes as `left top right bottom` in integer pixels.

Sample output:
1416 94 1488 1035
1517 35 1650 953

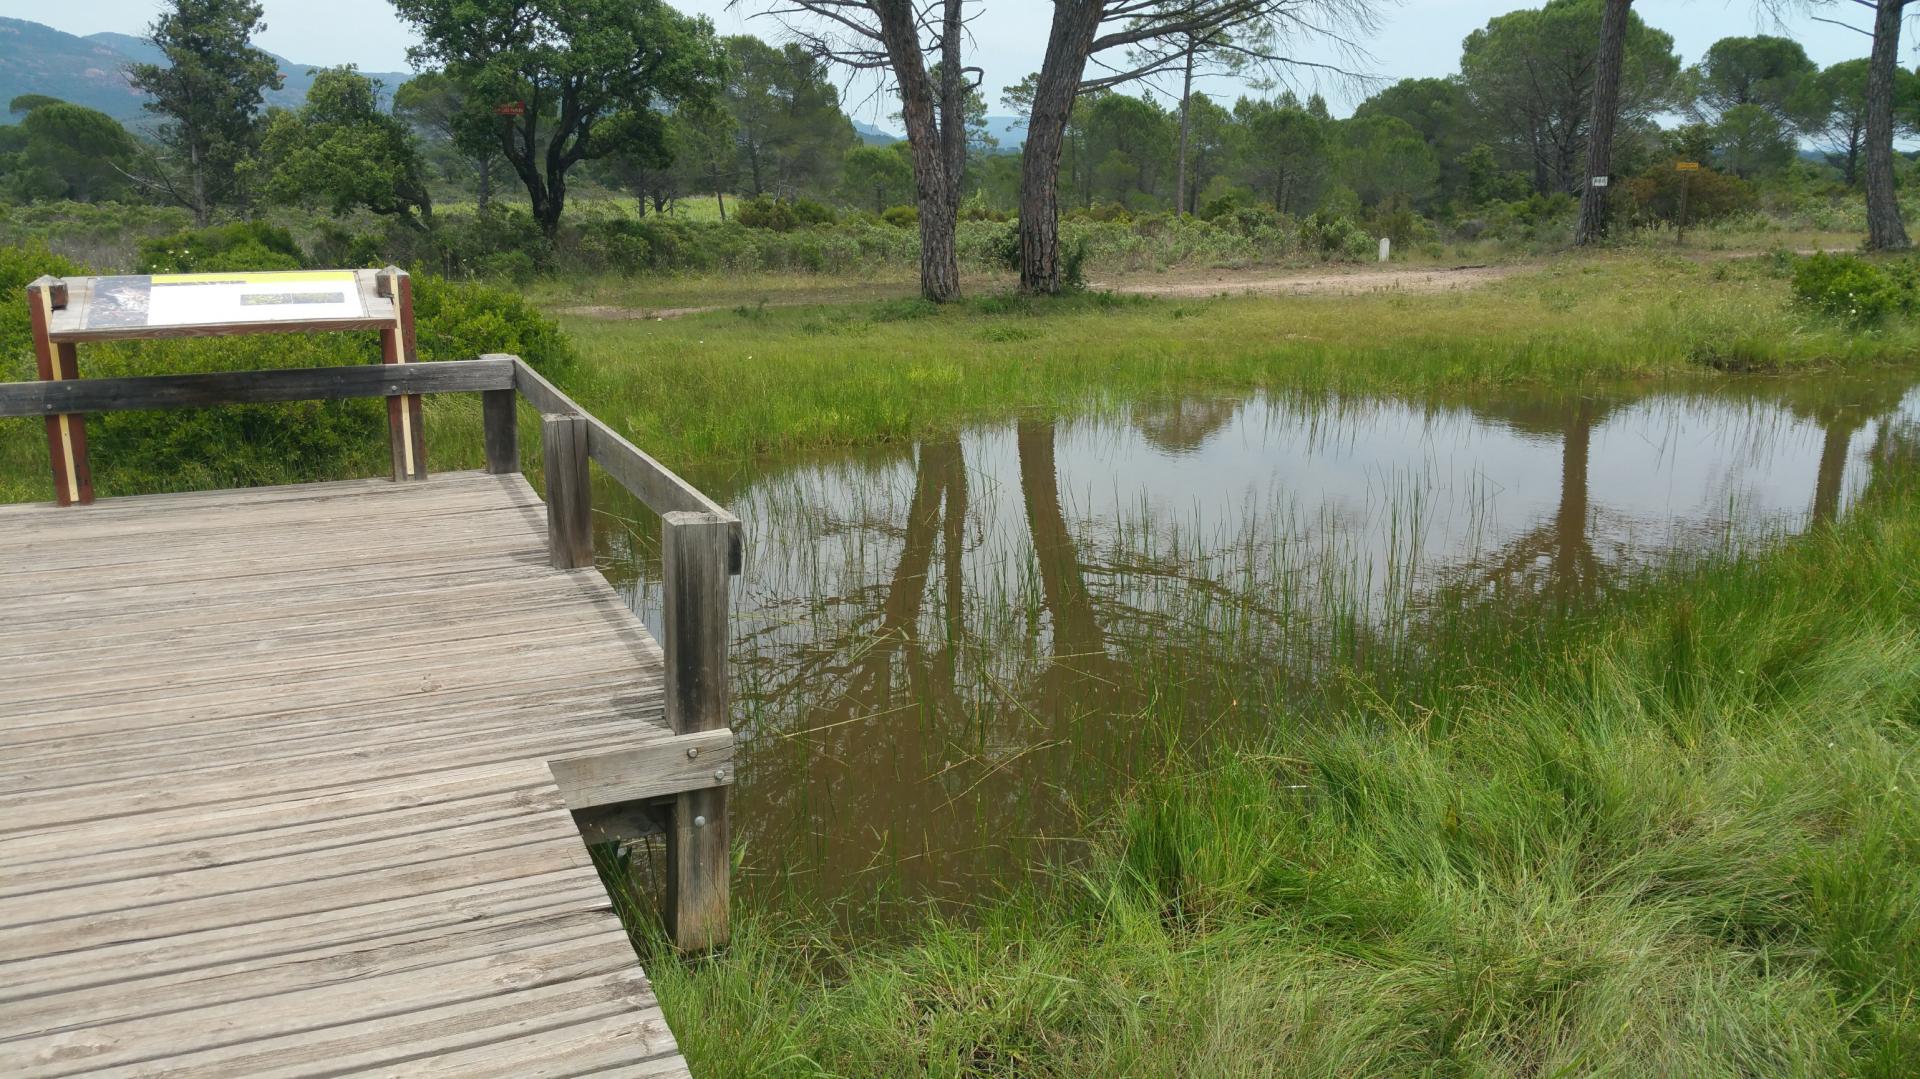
136 221 308 273
735 196 838 232
1299 211 1372 261
790 198 837 227
1790 252 1916 324
1624 164 1759 229
411 274 574 374
880 205 919 229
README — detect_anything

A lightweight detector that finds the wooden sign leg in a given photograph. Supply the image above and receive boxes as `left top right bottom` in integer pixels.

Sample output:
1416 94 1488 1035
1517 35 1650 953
27 283 92 506
379 268 427 482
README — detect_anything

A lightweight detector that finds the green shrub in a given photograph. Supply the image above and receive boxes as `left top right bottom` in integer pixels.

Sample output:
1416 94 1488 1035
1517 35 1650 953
1790 252 1915 324
1624 164 1759 229
1299 210 1371 261
880 204 919 229
790 198 837 227
0 242 84 376
136 221 308 273
411 274 574 373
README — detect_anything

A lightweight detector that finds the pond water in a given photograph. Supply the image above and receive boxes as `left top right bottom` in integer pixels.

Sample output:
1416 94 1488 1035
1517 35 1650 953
592 373 1920 919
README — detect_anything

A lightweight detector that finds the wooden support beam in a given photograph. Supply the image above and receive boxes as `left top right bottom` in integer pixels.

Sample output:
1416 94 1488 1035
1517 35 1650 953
0 361 514 418
378 267 426 482
26 277 92 506
541 413 592 570
482 389 519 474
572 802 668 846
662 511 733 951
548 729 734 810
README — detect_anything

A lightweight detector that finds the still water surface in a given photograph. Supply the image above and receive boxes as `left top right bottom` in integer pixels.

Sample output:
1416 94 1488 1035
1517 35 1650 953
596 375 1920 916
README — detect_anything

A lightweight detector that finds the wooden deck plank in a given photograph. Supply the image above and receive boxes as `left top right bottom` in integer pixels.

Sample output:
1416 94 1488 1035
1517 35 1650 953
0 473 703 1077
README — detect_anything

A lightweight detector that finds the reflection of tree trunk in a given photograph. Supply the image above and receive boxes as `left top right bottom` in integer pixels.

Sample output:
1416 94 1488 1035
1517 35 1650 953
1812 419 1858 525
1017 420 1106 660
879 441 949 636
1551 402 1598 601
938 443 967 684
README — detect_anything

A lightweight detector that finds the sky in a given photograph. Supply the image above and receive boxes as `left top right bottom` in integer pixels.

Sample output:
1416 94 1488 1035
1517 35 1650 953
0 0 1886 129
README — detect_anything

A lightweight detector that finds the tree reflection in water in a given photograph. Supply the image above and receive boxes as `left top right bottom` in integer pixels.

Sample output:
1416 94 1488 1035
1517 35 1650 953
592 376 1920 919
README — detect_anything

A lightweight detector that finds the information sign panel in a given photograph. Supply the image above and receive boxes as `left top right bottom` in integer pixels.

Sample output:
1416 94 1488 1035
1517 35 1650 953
81 271 366 332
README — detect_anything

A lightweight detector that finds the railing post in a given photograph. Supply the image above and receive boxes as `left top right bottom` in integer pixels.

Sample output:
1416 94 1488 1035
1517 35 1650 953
482 389 519 474
663 510 732 951
541 413 591 570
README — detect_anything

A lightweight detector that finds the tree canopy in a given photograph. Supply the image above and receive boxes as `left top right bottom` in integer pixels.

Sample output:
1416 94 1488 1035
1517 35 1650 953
392 0 724 236
1459 0 1679 195
126 0 284 224
253 67 436 230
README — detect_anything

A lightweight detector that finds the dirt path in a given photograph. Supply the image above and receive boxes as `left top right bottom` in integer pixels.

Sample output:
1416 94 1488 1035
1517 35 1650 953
1091 262 1527 299
554 259 1570 322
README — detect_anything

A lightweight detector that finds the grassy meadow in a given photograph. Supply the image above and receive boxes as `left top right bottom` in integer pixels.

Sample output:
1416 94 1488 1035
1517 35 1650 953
528 249 1917 470
5 248 1851 503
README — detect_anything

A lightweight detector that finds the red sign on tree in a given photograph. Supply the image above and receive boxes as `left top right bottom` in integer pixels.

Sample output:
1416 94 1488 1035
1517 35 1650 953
494 101 527 117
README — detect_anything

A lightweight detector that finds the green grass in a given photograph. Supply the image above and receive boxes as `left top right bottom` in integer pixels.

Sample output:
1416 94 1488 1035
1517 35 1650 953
632 452 1920 1077
537 249 1920 470
8 249 1910 504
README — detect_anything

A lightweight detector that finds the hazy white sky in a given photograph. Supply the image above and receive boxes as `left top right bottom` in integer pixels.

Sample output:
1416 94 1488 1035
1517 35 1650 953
1 0 1885 127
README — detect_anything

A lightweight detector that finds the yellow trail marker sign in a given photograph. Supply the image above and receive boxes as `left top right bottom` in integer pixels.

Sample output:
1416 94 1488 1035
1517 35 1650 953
1676 161 1701 171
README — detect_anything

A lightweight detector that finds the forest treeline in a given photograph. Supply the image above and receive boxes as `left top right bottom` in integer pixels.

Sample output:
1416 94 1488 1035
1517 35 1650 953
0 0 1913 289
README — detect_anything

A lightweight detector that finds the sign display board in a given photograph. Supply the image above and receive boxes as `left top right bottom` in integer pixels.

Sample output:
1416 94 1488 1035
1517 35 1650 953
1589 175 1609 187
22 266 423 505
80 271 366 333
1676 161 1701 171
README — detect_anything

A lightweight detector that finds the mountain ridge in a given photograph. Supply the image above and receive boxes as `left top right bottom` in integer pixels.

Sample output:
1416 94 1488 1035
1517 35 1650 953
0 17 410 125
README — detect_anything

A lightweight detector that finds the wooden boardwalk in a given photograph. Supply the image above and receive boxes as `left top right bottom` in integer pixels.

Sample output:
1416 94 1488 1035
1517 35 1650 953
0 472 705 1076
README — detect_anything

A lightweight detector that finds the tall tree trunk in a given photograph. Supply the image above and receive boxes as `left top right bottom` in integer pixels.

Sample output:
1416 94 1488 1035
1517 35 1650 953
189 142 209 227
875 0 962 302
1019 1 1103 296
476 155 492 213
1865 0 1911 250
1574 0 1631 245
1175 40 1195 219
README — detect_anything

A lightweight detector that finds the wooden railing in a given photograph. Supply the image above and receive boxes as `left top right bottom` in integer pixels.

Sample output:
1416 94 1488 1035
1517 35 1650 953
0 354 739 951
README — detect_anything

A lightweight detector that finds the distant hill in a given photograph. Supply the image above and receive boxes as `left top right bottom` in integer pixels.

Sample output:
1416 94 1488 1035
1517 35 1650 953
0 17 411 126
850 115 1029 151
984 115 1027 151
851 119 899 146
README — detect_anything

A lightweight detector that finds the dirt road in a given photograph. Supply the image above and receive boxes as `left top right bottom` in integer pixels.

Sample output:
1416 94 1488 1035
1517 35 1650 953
556 260 1531 322
1092 262 1525 299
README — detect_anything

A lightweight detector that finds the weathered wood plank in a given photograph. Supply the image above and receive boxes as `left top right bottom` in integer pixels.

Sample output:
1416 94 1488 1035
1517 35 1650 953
483 387 520 473
542 411 593 570
0 359 513 418
548 729 735 810
660 510 735 952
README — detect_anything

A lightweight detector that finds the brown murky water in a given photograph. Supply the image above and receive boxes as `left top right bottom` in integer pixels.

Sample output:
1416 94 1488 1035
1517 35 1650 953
591 374 1920 918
